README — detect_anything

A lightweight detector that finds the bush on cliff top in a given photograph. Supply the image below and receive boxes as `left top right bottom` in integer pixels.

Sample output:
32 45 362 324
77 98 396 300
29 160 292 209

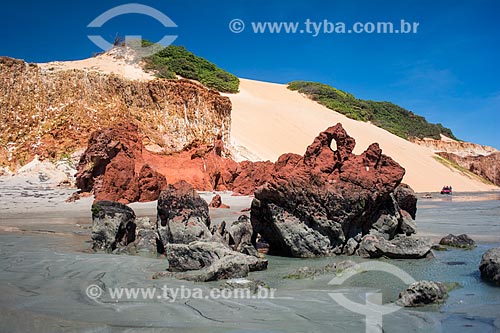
142 42 239 93
288 81 457 140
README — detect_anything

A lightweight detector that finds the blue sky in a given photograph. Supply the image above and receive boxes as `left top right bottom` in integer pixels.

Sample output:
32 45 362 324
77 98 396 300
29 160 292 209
1 0 499 148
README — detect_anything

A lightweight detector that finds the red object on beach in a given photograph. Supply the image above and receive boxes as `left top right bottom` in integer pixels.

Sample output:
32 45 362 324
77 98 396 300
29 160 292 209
440 186 452 195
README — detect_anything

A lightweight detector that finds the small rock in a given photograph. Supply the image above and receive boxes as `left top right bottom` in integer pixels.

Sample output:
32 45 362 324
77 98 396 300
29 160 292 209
397 280 448 307
439 234 476 249
221 278 268 294
208 194 230 208
284 260 356 279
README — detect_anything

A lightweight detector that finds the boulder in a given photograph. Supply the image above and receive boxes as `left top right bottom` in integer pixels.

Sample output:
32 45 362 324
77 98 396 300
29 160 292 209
162 255 251 282
479 247 500 285
439 234 476 249
394 183 417 219
357 234 432 259
165 241 232 272
157 241 268 282
397 281 448 307
208 194 230 208
157 180 212 246
399 210 417 236
343 237 359 255
91 201 136 251
251 123 411 258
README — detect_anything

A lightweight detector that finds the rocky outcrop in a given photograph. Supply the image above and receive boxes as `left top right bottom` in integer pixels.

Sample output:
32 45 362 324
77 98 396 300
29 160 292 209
161 241 267 281
0 56 232 171
157 181 211 245
152 181 267 281
90 183 267 281
439 234 476 249
91 201 161 256
397 281 448 307
437 152 500 186
479 247 500 285
73 123 273 202
250 123 425 258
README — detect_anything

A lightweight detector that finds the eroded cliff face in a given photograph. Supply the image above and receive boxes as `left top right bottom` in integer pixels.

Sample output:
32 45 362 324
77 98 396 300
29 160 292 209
410 137 498 157
437 152 500 187
0 56 231 170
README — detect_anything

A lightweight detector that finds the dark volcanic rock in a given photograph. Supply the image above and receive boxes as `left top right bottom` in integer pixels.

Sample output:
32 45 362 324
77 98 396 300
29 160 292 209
157 180 211 246
91 201 136 251
357 234 432 259
479 247 500 285
394 183 418 219
397 281 448 307
250 123 418 258
439 234 476 249
158 241 268 282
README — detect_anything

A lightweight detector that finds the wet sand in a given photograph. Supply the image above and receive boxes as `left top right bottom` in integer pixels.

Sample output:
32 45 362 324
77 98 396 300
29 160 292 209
1 177 499 332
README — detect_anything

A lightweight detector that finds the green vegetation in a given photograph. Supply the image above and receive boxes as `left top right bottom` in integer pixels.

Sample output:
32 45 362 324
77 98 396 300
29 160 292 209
142 43 239 93
288 81 457 140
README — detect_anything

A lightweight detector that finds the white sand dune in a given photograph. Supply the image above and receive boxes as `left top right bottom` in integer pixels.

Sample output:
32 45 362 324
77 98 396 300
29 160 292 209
228 79 498 193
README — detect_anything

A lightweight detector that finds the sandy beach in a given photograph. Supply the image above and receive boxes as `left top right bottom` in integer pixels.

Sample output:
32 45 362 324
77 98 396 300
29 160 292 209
0 178 499 332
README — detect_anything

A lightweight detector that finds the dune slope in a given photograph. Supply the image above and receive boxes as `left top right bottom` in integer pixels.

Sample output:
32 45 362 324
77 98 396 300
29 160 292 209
228 79 498 192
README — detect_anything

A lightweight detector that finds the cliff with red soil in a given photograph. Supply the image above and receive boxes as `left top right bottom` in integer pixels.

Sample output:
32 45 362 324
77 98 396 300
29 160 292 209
410 137 498 157
0 56 231 170
437 152 500 187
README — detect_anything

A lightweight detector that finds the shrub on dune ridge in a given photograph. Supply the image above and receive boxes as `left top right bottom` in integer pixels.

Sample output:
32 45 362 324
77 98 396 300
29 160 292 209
142 43 239 93
288 80 457 140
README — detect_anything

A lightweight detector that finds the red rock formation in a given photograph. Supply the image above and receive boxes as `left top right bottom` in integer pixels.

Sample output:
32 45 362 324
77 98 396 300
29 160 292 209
75 123 167 203
74 122 273 202
75 123 408 209
208 194 230 209
250 123 410 257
